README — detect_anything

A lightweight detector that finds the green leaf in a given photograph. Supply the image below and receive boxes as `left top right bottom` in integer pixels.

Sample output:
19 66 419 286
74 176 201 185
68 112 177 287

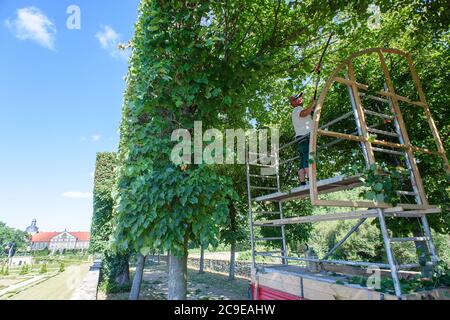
373 183 383 192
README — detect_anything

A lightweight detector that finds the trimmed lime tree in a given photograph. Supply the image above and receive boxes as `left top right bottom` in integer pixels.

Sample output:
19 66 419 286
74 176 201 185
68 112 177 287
113 0 378 299
90 152 130 293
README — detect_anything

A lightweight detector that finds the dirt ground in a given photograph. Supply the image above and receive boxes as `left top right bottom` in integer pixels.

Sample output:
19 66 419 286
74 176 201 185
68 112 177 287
99 261 249 300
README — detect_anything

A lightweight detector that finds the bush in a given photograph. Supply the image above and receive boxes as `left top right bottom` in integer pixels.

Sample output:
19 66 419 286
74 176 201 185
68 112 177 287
58 263 65 273
19 265 29 275
31 249 49 257
39 263 47 274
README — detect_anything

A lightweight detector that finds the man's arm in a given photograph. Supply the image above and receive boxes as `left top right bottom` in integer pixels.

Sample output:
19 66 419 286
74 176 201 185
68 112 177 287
299 99 316 117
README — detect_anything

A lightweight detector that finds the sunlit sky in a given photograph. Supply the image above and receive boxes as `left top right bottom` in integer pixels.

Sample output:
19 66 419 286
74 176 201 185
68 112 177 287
0 0 140 231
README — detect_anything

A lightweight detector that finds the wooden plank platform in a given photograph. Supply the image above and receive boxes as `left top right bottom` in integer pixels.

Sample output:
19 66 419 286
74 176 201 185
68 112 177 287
255 265 450 300
253 207 441 226
257 265 389 300
253 175 363 202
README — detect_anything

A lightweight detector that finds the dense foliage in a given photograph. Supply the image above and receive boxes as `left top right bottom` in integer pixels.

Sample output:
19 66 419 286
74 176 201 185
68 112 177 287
0 221 29 255
113 0 449 297
113 0 375 256
90 152 130 293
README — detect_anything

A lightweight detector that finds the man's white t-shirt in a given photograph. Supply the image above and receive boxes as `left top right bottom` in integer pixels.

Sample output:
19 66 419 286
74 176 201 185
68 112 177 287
292 106 312 137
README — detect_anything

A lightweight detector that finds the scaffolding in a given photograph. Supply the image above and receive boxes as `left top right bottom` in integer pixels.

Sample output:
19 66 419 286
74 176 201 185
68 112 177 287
246 48 449 299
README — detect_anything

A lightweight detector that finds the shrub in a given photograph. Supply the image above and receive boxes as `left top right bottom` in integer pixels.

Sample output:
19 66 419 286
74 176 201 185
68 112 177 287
19 265 29 275
58 263 65 273
39 263 47 274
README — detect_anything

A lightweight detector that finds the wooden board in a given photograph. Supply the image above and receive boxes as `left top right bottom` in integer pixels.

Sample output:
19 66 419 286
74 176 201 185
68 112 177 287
253 175 362 202
253 207 441 226
258 266 387 300
256 266 450 300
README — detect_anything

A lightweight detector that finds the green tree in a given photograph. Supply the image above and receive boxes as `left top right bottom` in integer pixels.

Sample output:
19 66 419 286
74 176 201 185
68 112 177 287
113 0 375 299
0 221 29 255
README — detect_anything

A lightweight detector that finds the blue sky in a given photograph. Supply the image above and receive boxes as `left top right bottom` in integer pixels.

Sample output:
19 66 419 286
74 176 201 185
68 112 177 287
0 0 140 231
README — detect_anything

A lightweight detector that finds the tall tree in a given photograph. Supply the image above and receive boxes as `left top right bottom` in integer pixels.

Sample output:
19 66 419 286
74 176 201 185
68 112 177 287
0 222 29 255
113 0 381 299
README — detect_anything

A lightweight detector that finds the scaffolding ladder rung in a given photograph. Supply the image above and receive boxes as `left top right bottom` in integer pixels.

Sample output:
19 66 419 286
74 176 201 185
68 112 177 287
372 147 405 156
279 155 300 166
249 174 277 179
254 237 283 241
390 237 430 243
319 111 354 130
396 190 418 196
255 253 421 270
253 211 281 215
363 108 394 120
254 222 283 227
367 127 399 137
247 162 275 167
250 186 278 191
359 92 390 104
254 251 283 254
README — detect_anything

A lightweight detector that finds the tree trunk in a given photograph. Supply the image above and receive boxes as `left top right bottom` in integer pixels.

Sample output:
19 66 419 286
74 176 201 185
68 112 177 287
229 239 236 281
168 234 188 300
199 245 205 274
168 253 187 300
129 254 146 300
115 264 130 287
228 202 237 281
101 251 130 291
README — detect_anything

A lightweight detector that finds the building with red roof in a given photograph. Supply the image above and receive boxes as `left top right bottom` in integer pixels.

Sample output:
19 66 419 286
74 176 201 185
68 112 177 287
29 226 90 251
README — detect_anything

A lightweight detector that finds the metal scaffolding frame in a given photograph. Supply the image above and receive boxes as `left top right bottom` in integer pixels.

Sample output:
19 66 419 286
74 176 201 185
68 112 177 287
246 48 448 299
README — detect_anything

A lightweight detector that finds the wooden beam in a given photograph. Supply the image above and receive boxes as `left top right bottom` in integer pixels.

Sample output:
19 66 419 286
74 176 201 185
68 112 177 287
318 129 363 142
253 175 363 203
314 199 391 208
254 209 379 226
376 91 426 107
406 54 450 174
386 207 441 217
377 50 429 204
347 62 376 164
333 77 369 90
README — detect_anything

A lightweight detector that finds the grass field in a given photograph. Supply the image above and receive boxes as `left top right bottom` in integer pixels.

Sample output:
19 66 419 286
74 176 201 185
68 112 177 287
4 263 90 300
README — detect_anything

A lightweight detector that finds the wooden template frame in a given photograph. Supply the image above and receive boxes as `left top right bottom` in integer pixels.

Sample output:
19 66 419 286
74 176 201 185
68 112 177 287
309 48 449 208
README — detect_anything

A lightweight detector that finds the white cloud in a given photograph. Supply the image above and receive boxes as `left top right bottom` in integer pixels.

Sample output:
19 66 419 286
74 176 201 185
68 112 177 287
96 25 129 61
62 192 93 199
92 135 101 142
4 7 56 50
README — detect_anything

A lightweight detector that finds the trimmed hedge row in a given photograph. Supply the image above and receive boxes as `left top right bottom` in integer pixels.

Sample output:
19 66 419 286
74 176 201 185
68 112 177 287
90 152 130 293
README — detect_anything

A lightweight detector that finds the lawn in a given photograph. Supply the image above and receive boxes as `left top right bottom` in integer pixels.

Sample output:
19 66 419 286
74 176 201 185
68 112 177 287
4 263 90 300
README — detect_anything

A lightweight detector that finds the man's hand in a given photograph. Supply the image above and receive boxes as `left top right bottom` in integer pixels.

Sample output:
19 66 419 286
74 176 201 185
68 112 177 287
299 99 316 117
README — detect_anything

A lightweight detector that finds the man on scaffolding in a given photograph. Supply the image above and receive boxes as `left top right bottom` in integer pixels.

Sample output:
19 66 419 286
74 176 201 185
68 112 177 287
290 92 316 186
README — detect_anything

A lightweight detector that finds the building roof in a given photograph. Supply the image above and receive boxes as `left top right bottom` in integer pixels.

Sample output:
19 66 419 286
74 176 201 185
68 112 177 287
31 231 90 242
68 232 90 241
31 232 60 242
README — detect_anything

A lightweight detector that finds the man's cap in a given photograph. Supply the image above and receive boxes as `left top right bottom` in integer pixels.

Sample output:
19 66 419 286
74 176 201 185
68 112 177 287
291 92 303 100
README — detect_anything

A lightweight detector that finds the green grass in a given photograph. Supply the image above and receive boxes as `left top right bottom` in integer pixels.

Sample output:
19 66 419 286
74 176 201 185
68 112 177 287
5 263 90 300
